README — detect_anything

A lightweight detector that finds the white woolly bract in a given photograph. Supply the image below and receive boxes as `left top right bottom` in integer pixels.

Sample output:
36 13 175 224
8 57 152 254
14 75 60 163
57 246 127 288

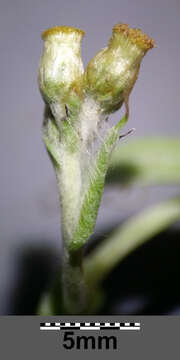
38 31 84 101
79 96 105 146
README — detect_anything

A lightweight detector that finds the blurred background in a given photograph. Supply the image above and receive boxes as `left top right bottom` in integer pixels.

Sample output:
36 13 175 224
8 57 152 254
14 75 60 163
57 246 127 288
1 0 180 314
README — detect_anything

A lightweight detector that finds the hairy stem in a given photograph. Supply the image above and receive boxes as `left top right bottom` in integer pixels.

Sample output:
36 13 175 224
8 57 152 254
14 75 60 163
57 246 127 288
61 245 87 314
56 155 87 313
56 151 82 241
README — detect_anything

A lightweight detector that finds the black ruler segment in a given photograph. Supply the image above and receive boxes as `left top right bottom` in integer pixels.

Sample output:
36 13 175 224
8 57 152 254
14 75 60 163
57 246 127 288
40 322 140 331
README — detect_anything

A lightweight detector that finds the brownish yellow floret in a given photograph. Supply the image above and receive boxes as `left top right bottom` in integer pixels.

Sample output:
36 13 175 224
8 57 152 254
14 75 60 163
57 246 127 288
42 26 85 40
113 23 155 51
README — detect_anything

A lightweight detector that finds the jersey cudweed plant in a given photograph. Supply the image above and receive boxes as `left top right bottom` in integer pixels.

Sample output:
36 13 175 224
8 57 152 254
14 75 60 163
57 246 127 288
38 23 154 314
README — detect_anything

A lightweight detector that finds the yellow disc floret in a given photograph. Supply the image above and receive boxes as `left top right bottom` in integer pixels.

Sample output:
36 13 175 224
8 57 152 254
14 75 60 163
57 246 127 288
42 26 85 40
112 23 155 51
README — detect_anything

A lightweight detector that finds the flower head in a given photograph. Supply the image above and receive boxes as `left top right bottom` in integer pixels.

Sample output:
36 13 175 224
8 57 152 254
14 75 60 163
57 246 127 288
38 26 85 106
85 23 155 114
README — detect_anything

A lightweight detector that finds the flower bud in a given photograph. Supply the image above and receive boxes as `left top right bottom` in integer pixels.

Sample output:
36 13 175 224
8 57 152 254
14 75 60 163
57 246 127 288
38 26 85 107
85 23 155 114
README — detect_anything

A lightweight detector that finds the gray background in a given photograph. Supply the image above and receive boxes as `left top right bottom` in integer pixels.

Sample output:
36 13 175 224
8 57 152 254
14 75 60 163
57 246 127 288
0 316 179 359
1 0 180 313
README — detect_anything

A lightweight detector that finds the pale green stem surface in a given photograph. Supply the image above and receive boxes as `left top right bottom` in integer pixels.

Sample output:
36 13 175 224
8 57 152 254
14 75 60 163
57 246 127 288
55 156 86 313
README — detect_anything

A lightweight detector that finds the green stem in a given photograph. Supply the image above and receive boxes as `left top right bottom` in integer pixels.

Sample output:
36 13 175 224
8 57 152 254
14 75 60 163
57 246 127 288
61 245 87 314
56 154 87 314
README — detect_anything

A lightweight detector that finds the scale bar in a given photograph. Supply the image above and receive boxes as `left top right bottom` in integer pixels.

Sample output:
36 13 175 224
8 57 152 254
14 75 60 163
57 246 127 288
40 322 141 331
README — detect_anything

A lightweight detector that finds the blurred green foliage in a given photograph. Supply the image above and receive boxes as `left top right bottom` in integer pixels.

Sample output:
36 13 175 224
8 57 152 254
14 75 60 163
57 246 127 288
85 137 180 287
107 137 180 185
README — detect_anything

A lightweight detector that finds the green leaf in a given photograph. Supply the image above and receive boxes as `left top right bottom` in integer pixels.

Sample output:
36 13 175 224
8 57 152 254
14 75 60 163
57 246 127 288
43 107 62 168
85 196 180 286
107 137 180 186
70 115 128 251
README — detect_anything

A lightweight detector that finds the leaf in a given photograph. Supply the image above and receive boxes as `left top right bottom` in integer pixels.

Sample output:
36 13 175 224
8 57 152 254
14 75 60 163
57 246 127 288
107 137 180 186
70 115 128 251
43 106 62 168
85 196 180 285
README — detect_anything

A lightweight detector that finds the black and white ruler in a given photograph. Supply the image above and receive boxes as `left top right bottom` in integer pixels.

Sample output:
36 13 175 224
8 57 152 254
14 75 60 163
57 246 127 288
40 322 140 331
